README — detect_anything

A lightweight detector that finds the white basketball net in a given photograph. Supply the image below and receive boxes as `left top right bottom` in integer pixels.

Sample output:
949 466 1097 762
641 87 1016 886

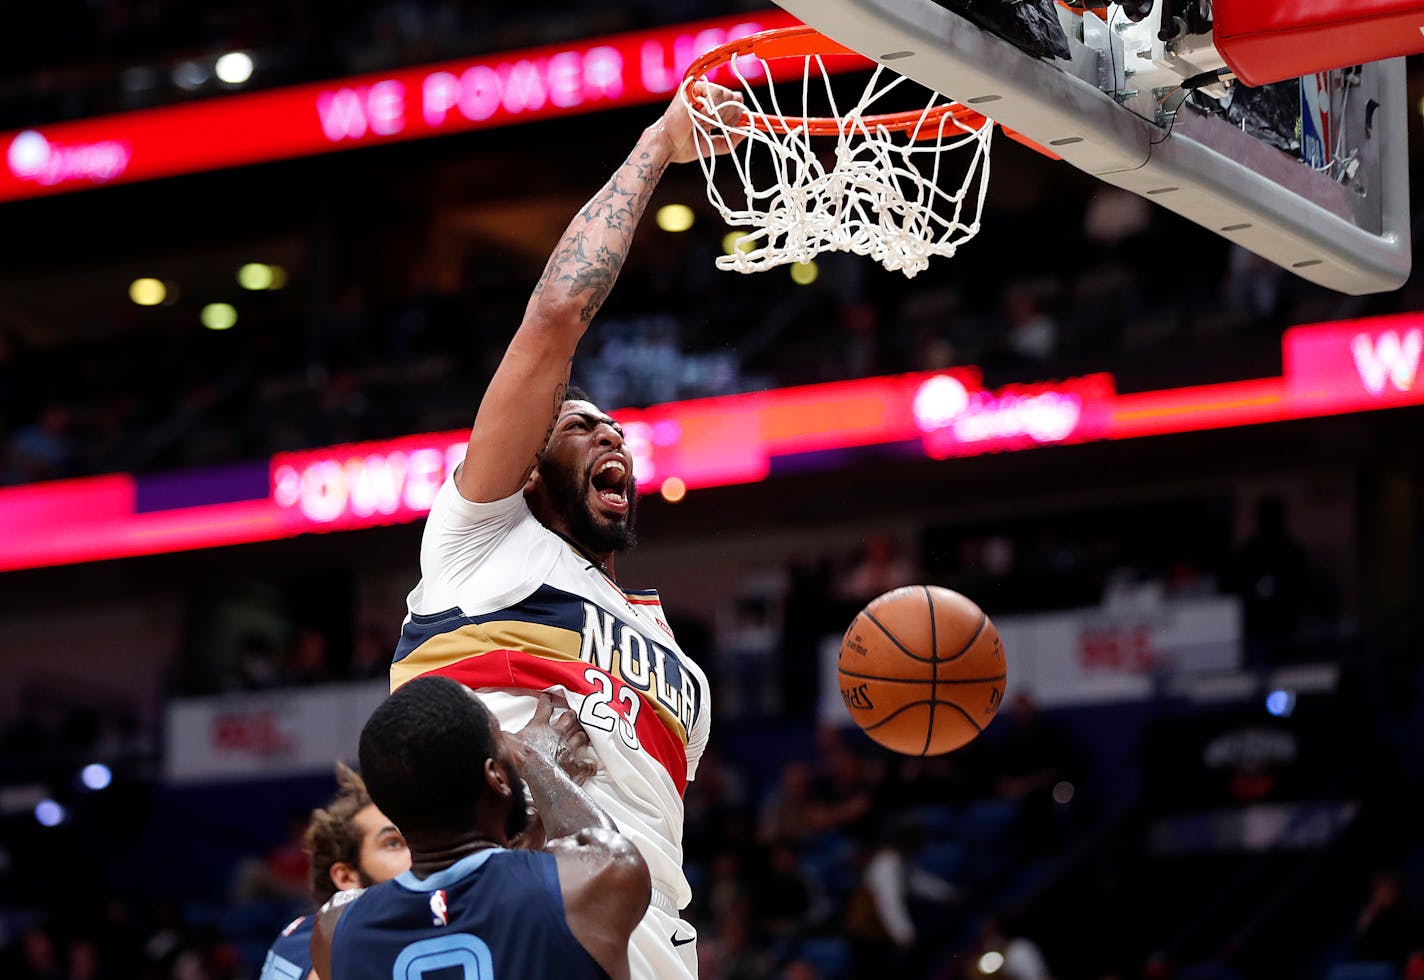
682 53 995 279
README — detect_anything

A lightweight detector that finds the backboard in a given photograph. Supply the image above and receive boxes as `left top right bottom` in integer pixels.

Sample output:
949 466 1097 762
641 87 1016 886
771 0 1411 295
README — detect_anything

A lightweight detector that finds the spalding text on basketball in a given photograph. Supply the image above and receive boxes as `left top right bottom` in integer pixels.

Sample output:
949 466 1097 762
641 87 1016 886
841 684 874 711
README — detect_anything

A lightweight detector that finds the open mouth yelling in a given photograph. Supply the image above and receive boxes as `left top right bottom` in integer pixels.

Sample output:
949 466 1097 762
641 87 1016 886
590 456 630 514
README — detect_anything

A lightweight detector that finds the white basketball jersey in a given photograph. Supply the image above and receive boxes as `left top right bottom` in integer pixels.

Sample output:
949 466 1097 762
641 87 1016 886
395 476 711 909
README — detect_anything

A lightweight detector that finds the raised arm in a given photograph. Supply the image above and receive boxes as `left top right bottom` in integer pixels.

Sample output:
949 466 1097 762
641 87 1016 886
456 82 744 503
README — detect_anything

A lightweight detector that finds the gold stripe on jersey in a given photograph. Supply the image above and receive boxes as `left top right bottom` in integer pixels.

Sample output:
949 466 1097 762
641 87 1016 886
390 621 580 690
392 619 690 746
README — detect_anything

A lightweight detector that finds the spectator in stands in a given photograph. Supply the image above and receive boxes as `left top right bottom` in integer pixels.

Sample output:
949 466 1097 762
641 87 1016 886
167 929 242 980
683 746 751 856
94 901 143 979
780 557 840 721
235 634 280 691
991 693 1072 801
6 402 77 484
704 849 753 933
1350 869 1419 970
844 819 956 978
965 913 1054 980
751 842 819 940
947 536 1015 611
836 532 919 606
758 762 820 847
1003 286 1059 366
349 625 394 680
231 809 311 904
11 927 60 980
0 323 33 435
779 959 822 980
699 899 771 980
757 735 877 843
876 752 976 811
260 763 412 980
1234 495 1309 666
807 726 879 840
1223 244 1284 322
141 903 191 976
63 937 109 980
304 764 412 904
283 627 333 686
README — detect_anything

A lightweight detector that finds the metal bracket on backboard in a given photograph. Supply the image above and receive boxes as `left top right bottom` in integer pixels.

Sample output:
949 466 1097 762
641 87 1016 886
772 0 1410 294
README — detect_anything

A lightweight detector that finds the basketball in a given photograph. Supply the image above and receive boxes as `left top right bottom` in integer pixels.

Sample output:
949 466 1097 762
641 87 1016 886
838 585 1005 756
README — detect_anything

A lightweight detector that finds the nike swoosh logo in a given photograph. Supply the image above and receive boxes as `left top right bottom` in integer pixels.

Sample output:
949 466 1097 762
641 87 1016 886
671 934 695 947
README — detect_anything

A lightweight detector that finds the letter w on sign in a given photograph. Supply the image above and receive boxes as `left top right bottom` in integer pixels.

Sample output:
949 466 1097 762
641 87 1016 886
1352 329 1422 395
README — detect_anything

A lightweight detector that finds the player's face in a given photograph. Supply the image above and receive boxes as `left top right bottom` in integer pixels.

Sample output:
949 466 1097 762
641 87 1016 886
530 400 637 554
352 804 411 885
501 759 531 841
491 722 531 842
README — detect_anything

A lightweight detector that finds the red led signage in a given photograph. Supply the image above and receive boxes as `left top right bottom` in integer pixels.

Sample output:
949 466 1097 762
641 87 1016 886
0 11 799 203
3 313 1424 572
271 433 467 531
1285 311 1424 412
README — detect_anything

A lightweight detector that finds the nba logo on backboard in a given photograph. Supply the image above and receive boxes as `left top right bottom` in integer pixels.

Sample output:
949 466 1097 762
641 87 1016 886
1300 73 1332 171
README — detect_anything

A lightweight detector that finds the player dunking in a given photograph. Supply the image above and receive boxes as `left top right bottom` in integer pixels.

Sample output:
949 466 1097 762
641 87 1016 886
389 83 744 978
312 678 650 980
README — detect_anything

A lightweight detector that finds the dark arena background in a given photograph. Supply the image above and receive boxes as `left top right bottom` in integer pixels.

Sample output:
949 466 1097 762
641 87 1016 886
1 3 1423 979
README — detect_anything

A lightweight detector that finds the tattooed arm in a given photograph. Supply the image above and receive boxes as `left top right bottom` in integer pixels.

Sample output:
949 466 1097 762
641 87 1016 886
454 82 743 503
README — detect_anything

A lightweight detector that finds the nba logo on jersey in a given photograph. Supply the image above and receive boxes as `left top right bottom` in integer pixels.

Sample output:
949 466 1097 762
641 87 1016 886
430 890 448 926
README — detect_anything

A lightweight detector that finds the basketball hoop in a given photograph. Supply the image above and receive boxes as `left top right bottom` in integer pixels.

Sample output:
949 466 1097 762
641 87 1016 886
681 26 997 279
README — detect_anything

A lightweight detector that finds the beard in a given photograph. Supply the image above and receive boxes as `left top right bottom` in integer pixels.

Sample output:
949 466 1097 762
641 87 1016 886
537 454 638 554
503 761 531 841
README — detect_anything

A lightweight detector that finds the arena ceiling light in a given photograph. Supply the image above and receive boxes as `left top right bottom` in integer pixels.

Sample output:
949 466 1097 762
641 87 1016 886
34 799 66 827
129 278 167 306
977 951 1005 975
237 262 274 290
215 51 254 86
171 61 208 91
201 303 238 330
659 477 687 503
655 204 695 233
789 260 818 285
722 231 753 256
80 763 112 791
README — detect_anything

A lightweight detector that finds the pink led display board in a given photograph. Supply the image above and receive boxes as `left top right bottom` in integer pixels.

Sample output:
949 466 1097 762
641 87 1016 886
0 11 803 203
2 313 1423 572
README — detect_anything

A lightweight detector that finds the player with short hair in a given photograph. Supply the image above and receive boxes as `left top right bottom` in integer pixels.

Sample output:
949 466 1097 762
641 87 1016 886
312 677 650 980
259 764 411 980
390 83 745 978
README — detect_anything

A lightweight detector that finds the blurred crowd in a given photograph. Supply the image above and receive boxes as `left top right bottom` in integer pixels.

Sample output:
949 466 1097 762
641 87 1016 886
4 186 1421 486
0 0 769 130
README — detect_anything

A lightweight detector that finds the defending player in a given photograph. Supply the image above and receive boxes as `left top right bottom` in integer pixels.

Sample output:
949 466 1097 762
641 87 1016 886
259 764 411 980
312 678 650 980
389 82 745 977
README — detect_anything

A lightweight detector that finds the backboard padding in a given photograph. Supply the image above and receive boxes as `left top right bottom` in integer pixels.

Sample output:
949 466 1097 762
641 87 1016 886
771 0 1410 295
